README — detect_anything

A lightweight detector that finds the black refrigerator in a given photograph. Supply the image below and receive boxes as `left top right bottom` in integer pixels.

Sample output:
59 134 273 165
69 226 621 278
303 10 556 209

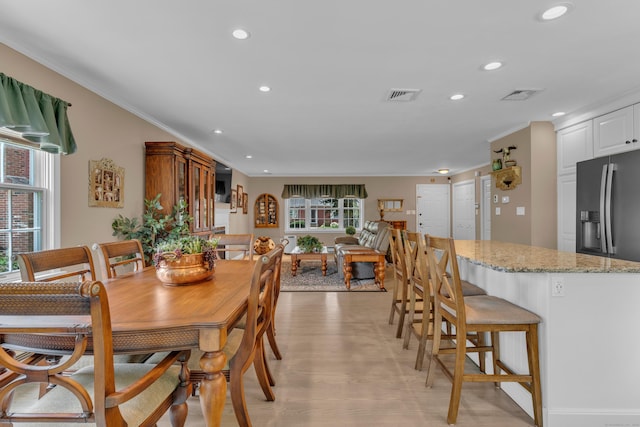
576 148 640 261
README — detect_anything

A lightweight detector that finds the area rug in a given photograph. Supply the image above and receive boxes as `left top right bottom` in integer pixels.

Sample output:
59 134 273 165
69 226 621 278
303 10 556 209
280 260 386 292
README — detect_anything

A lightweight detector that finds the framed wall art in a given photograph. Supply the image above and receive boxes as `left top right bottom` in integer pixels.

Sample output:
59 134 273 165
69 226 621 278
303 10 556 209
230 188 237 213
242 193 248 214
236 184 244 208
89 158 124 208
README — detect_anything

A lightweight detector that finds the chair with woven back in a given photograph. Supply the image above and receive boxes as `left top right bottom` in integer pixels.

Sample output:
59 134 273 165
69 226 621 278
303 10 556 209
215 233 254 260
0 280 191 427
424 235 542 426
14 245 98 397
93 239 146 279
16 245 152 392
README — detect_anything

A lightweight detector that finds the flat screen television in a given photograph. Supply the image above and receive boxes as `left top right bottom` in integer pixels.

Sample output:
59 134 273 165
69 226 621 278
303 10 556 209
215 161 232 203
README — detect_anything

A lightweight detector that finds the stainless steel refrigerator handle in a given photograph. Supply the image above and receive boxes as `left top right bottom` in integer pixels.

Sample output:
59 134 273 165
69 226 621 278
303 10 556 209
600 164 608 253
605 163 615 254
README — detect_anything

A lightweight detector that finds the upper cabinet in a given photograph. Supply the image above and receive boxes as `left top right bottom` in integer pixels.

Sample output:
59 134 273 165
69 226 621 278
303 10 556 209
593 105 640 157
557 121 593 176
145 141 216 236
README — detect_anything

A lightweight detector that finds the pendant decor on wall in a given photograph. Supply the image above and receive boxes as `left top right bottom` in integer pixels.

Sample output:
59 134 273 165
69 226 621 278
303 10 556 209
88 158 125 208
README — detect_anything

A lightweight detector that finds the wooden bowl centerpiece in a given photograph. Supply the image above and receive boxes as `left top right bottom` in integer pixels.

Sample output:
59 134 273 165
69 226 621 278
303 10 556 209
153 236 218 285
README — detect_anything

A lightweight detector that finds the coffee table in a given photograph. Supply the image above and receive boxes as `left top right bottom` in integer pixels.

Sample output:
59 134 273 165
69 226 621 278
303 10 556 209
340 248 386 290
290 246 329 276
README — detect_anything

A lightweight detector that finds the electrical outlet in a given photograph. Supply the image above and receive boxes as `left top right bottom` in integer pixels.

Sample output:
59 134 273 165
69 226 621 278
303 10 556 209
551 278 565 297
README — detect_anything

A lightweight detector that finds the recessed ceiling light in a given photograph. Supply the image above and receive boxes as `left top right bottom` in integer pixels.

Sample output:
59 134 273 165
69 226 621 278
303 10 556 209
263 169 270 173
259 86 271 92
450 94 465 101
438 168 449 174
245 155 253 159
541 4 571 21
213 129 223 134
552 111 566 117
232 29 250 40
483 61 503 71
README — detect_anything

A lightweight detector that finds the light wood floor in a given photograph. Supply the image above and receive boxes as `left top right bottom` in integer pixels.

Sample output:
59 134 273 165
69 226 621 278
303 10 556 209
158 287 537 426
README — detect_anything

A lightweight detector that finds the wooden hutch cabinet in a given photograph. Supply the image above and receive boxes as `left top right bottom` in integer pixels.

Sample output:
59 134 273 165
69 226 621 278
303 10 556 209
254 193 279 228
145 141 215 235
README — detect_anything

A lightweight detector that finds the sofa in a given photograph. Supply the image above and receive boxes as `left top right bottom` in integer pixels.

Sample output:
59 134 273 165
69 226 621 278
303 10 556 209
334 220 391 279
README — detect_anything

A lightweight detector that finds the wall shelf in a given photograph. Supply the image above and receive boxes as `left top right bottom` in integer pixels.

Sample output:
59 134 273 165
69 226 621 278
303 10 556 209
491 166 522 191
254 193 279 228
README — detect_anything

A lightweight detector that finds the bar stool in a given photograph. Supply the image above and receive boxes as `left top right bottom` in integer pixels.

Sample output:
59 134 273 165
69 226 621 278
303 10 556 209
425 235 543 426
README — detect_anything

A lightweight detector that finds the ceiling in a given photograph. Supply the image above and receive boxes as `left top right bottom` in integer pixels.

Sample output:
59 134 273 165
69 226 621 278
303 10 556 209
2 1 640 177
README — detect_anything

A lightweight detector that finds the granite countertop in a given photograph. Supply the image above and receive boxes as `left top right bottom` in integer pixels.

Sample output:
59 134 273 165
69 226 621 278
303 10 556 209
453 240 640 273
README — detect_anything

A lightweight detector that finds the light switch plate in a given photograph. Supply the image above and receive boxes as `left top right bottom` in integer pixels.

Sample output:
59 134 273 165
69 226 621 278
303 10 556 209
495 207 501 215
517 206 525 215
502 196 510 203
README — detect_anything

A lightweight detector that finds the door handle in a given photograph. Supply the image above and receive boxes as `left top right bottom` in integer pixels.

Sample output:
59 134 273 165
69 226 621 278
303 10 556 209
600 164 608 253
605 163 615 254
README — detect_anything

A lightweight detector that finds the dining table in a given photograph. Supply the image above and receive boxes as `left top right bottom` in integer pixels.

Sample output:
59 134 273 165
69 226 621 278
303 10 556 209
103 259 255 427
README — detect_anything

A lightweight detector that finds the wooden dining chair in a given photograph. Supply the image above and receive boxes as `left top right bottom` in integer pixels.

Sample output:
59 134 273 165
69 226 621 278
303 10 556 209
14 245 99 397
0 281 191 427
266 242 286 363
93 239 146 279
215 233 254 260
15 245 96 282
424 236 543 426
176 245 282 426
16 245 152 392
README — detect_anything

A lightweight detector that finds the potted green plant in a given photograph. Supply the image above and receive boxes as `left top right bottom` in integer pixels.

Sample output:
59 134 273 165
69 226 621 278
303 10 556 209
153 235 219 285
297 235 323 253
345 226 356 236
111 194 192 264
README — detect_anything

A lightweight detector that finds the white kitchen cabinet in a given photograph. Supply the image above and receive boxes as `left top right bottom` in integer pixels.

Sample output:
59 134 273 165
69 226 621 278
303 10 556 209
593 105 640 156
557 174 576 252
556 121 593 175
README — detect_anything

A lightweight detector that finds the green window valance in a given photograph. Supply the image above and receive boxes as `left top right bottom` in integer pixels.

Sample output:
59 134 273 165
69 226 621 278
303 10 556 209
281 184 368 199
0 72 76 155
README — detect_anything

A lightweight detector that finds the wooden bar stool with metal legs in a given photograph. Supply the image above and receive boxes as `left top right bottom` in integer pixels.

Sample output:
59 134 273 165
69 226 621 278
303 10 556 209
424 235 543 426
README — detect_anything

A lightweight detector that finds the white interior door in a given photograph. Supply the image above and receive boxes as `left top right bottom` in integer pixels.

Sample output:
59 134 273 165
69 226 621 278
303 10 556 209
481 175 491 240
416 184 450 237
453 180 476 240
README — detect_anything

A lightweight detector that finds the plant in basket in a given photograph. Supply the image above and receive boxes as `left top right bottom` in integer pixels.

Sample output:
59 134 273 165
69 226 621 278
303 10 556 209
153 236 219 285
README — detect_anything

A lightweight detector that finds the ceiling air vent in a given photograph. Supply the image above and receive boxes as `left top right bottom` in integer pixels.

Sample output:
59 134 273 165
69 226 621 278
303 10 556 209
501 89 542 101
386 88 422 102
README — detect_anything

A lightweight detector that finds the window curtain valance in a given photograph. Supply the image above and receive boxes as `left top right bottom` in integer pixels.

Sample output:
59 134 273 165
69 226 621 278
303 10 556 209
281 184 368 199
0 72 76 155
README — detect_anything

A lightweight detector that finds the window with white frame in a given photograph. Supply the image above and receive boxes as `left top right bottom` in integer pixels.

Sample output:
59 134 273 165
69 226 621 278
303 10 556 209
0 140 55 275
285 197 363 232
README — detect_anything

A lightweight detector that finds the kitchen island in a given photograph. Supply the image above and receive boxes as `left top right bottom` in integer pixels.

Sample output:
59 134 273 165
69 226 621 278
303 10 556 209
452 240 640 427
